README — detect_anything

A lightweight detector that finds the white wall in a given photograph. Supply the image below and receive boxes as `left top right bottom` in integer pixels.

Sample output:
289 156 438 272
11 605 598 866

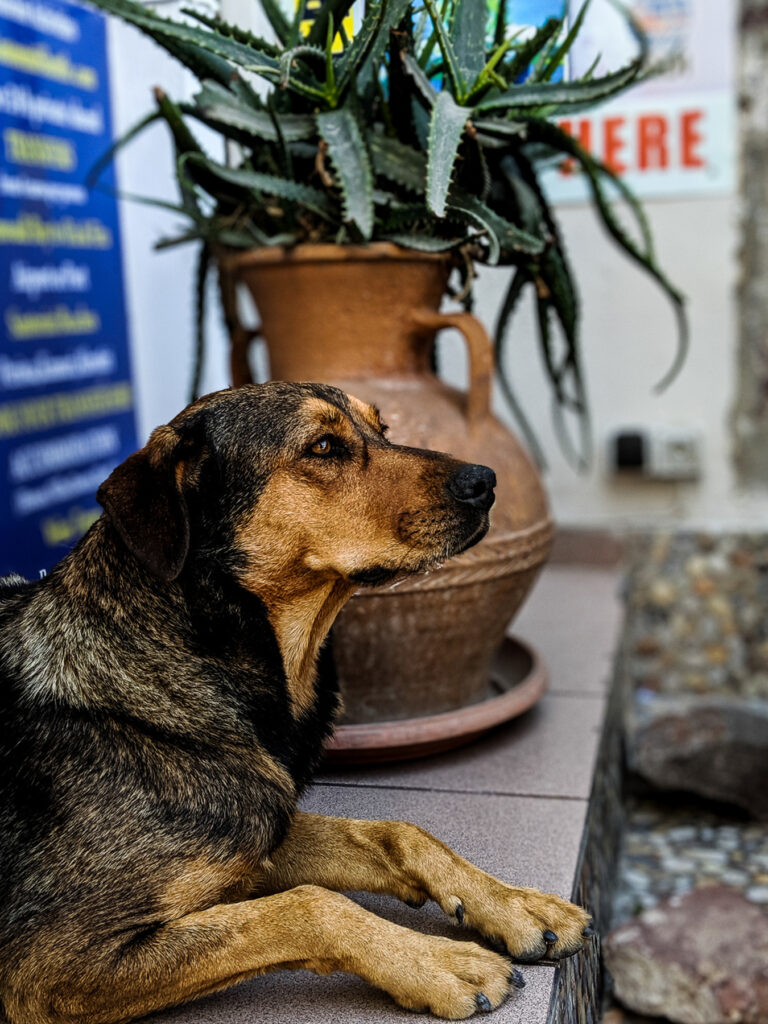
106 15 230 444
439 193 764 530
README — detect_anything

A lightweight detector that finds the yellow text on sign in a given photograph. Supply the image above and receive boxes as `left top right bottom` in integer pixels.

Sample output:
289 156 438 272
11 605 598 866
0 38 98 90
0 214 113 249
0 382 134 439
42 506 101 547
4 128 76 170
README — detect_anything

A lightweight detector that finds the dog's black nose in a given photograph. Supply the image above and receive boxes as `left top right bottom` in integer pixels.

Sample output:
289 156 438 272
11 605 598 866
447 464 496 511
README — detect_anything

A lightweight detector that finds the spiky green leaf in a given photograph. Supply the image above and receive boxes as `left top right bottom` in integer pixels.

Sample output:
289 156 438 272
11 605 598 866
84 0 281 78
368 133 427 193
186 156 335 219
335 0 384 91
189 242 210 401
193 82 316 141
447 189 545 261
102 188 203 220
452 0 486 90
279 43 327 92
494 269 547 468
476 56 642 112
492 0 507 48
502 17 561 84
154 89 214 209
357 0 413 86
401 52 436 107
180 8 280 57
317 108 374 238
447 195 501 263
472 117 526 138
426 92 469 217
534 0 592 83
422 0 466 98
522 116 686 388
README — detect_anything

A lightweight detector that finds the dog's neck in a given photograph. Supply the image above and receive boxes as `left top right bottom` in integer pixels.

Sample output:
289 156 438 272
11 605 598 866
13 519 352 733
261 579 354 717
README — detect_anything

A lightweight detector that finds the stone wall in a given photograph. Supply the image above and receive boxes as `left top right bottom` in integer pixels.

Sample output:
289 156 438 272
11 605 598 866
734 0 768 483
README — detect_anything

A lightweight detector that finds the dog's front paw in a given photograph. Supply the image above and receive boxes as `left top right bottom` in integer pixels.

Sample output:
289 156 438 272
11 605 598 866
440 884 593 963
383 935 520 1020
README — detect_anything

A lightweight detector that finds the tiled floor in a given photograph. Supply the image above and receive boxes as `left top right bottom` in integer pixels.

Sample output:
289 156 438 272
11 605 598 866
152 566 623 1024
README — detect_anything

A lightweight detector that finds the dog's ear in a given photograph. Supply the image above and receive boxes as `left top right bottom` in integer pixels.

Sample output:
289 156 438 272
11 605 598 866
97 424 195 582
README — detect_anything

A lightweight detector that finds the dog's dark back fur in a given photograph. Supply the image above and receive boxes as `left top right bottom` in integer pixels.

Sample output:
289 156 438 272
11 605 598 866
0 385 361 1003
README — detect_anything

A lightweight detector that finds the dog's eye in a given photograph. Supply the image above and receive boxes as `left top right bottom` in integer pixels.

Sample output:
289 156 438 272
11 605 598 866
308 435 340 457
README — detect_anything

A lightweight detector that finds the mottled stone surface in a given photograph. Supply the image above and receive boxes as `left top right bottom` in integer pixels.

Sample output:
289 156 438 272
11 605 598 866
622 533 768 815
606 532 768 1022
613 800 768 926
605 887 768 1024
734 0 768 483
627 697 768 818
625 533 768 700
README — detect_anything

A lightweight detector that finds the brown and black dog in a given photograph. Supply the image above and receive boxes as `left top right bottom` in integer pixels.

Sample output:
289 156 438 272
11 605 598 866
0 382 591 1024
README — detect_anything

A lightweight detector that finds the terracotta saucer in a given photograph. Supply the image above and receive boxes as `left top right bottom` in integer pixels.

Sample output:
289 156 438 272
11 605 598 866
324 636 547 764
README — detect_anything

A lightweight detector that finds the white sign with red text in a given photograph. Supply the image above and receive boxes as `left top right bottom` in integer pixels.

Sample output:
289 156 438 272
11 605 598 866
540 0 736 202
542 89 735 200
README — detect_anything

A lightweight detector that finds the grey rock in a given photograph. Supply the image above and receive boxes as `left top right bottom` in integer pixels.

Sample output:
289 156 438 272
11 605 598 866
626 695 768 819
720 869 751 886
665 826 698 843
624 868 653 889
659 857 696 873
691 848 729 866
606 887 768 1024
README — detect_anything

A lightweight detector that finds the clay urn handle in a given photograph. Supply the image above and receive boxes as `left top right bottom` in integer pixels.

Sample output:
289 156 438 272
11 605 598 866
410 309 493 428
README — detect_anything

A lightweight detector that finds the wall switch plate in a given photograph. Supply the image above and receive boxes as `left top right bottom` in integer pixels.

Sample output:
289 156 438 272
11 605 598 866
610 426 703 481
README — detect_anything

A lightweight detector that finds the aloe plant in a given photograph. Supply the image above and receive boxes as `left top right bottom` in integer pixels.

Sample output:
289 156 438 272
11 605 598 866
87 0 686 468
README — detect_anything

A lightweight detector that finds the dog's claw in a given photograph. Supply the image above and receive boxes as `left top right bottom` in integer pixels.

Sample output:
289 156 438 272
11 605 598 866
582 925 596 938
508 968 526 989
405 898 423 909
543 930 558 944
455 902 465 925
476 994 492 1013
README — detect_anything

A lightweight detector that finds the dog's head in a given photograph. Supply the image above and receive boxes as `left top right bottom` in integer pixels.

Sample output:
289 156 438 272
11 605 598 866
97 383 495 591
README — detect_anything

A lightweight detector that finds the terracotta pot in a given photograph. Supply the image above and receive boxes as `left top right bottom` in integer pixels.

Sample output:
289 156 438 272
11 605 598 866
222 243 553 724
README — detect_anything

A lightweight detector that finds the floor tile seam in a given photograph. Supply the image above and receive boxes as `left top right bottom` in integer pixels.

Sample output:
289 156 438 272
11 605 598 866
312 781 590 803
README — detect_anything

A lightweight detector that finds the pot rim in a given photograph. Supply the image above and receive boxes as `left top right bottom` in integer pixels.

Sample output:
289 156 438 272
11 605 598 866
220 241 450 273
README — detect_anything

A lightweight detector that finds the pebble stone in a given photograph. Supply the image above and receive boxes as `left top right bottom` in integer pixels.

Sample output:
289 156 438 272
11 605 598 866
612 800 768 928
607 533 768 1022
625 533 768 698
614 534 768 926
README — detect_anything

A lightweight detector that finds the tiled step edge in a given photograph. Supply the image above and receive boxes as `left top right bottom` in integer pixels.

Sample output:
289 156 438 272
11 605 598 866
546 627 628 1024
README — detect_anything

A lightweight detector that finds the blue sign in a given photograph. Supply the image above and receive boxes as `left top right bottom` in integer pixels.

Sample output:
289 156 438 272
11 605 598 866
0 0 137 579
